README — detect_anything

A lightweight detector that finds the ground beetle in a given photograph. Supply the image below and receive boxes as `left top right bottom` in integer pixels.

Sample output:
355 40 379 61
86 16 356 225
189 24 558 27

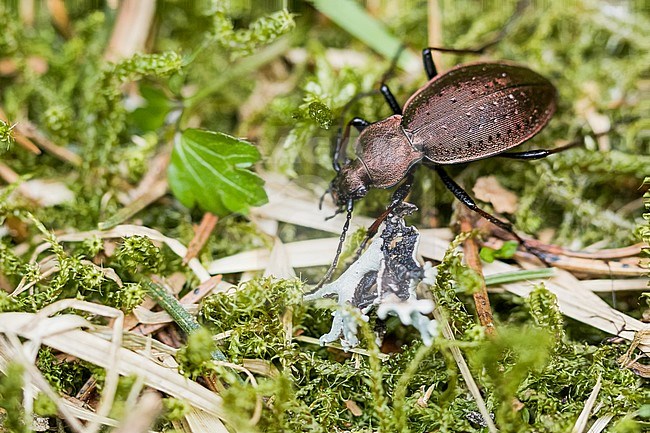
320 48 577 284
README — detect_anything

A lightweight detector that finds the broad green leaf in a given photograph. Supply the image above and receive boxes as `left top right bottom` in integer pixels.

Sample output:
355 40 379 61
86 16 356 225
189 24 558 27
168 129 268 216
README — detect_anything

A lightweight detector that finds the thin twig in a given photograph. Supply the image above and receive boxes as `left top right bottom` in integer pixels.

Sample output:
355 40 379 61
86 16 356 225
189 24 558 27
0 108 40 155
460 209 496 336
514 239 644 260
18 120 82 166
184 213 219 265
99 148 170 230
104 0 156 61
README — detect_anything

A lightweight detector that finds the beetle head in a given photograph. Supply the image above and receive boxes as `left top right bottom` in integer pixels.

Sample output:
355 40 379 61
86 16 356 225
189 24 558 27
330 159 371 208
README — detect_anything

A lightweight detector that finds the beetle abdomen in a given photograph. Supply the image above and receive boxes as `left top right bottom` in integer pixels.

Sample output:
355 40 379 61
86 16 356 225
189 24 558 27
401 62 557 164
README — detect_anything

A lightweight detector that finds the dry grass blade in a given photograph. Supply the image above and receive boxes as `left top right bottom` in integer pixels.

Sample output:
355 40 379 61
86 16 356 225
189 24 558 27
51 225 211 282
580 279 649 292
264 238 297 278
586 414 614 433
571 375 602 433
536 254 646 277
184 407 229 433
430 296 498 433
0 311 225 418
105 0 156 61
521 240 645 260
209 237 339 274
112 391 162 433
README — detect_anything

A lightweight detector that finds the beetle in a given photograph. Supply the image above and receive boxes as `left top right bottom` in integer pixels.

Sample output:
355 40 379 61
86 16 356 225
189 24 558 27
319 48 577 285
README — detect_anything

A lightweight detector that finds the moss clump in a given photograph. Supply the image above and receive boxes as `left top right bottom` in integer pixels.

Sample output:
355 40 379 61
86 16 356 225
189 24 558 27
176 327 216 379
114 236 163 276
200 278 305 361
36 348 89 395
0 363 28 433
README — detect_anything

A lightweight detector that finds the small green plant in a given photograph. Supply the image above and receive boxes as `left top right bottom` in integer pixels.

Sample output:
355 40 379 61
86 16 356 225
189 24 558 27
0 363 28 433
168 129 268 216
479 240 519 263
0 119 15 151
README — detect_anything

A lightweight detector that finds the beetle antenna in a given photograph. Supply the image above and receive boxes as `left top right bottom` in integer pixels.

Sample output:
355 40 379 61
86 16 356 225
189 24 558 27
313 199 354 290
319 187 331 210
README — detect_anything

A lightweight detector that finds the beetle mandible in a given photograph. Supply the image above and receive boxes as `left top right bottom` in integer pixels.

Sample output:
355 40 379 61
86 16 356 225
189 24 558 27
321 48 575 284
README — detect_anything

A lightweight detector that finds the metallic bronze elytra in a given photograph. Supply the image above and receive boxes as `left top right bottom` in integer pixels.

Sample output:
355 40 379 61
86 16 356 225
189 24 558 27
318 49 571 287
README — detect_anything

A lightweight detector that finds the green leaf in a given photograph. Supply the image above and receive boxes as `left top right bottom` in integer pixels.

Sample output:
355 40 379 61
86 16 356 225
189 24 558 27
498 240 520 258
479 246 497 263
130 85 173 132
479 240 519 263
168 129 268 216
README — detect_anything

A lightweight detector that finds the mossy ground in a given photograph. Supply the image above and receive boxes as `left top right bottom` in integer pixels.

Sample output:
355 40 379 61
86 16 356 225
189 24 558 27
0 1 647 432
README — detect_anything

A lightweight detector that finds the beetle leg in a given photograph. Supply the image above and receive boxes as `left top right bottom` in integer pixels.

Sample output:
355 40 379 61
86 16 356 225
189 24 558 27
422 48 439 80
431 164 519 235
333 117 371 172
428 164 546 255
423 40 503 79
499 138 583 159
379 83 402 115
422 0 530 70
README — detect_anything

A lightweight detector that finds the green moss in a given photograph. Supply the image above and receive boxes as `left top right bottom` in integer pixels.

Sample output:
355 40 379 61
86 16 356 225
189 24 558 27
114 236 163 276
0 363 28 433
206 217 273 261
0 119 15 151
36 348 89 395
209 8 295 60
176 327 216 379
105 282 146 313
0 239 39 289
430 233 483 337
161 397 189 421
0 1 646 431
528 285 566 344
201 278 305 361
33 393 57 417
471 326 554 430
